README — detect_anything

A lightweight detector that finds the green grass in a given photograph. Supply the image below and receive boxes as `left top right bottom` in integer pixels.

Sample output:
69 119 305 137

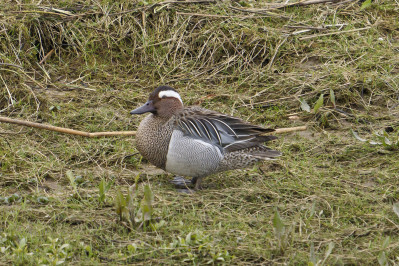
1 0 399 264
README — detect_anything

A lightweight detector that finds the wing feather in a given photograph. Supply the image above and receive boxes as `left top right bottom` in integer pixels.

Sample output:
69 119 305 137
175 107 277 152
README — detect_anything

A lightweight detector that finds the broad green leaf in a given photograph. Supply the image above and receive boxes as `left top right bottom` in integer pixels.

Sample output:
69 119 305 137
313 94 324 113
330 89 336 108
309 242 317 266
99 179 106 203
139 185 154 222
185 232 192 244
309 202 316 219
66 170 74 181
383 131 389 138
66 170 76 190
300 98 311 112
272 210 285 238
134 174 140 188
383 137 392 146
127 186 136 207
323 242 335 262
141 202 152 221
144 185 154 207
19 238 26 248
378 251 387 266
360 0 372 10
382 236 390 250
115 190 126 219
99 179 105 193
126 188 136 224
393 202 399 218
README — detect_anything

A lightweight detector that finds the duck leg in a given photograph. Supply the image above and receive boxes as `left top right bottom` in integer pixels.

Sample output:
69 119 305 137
193 177 203 190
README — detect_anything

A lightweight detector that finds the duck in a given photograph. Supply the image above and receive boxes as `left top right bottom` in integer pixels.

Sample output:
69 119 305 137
130 85 281 190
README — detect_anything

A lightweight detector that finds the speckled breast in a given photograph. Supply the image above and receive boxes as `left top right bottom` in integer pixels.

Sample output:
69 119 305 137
135 114 173 170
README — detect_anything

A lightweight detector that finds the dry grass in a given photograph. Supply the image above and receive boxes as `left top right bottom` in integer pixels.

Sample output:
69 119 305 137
1 0 399 264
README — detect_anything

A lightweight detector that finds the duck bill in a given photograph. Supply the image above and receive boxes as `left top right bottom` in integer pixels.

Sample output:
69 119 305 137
130 100 156 115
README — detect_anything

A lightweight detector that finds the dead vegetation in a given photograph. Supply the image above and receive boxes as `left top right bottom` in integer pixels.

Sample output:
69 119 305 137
1 0 399 264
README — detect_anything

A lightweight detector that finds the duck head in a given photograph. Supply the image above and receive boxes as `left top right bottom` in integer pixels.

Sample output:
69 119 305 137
130 86 184 118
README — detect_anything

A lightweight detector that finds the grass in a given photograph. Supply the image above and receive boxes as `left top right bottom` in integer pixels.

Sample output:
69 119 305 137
1 0 399 264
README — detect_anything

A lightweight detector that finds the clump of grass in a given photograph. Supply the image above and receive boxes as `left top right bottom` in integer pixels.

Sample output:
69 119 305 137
114 176 163 231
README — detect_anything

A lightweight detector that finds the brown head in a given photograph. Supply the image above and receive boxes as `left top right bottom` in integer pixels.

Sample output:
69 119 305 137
130 86 184 118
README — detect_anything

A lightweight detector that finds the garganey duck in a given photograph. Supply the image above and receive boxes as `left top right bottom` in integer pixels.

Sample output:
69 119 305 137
130 86 281 190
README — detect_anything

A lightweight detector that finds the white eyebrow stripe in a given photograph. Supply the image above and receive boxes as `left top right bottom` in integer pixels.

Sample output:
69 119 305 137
159 90 183 104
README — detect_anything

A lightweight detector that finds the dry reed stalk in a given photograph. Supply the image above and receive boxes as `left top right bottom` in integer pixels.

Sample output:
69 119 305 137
39 49 55 64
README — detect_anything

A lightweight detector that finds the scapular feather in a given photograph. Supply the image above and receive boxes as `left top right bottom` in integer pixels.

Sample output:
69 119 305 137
175 107 278 152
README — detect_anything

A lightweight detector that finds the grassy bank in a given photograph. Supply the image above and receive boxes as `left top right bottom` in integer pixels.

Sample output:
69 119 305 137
1 0 399 264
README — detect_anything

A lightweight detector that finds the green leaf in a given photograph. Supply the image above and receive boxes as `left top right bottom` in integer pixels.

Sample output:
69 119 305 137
115 190 126 219
126 186 136 223
99 179 106 203
139 185 154 222
360 0 372 10
66 170 77 190
143 185 154 206
309 242 318 266
134 174 140 188
309 202 316 219
323 242 335 263
127 186 136 206
378 251 387 266
313 94 324 113
272 210 285 238
185 232 192 245
376 134 389 146
300 98 311 112
19 238 26 248
393 202 399 218
382 236 390 250
383 136 392 146
330 89 336 108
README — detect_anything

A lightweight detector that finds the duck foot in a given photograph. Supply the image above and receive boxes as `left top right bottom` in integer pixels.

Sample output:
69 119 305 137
170 176 193 188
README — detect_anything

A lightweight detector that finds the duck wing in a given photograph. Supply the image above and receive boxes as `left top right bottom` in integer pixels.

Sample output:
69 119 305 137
174 107 278 153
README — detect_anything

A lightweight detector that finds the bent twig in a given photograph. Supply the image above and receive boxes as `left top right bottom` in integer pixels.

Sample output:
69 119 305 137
0 116 306 137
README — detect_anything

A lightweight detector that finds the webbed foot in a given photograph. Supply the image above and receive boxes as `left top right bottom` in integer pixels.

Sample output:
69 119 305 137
171 176 203 192
170 176 193 188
